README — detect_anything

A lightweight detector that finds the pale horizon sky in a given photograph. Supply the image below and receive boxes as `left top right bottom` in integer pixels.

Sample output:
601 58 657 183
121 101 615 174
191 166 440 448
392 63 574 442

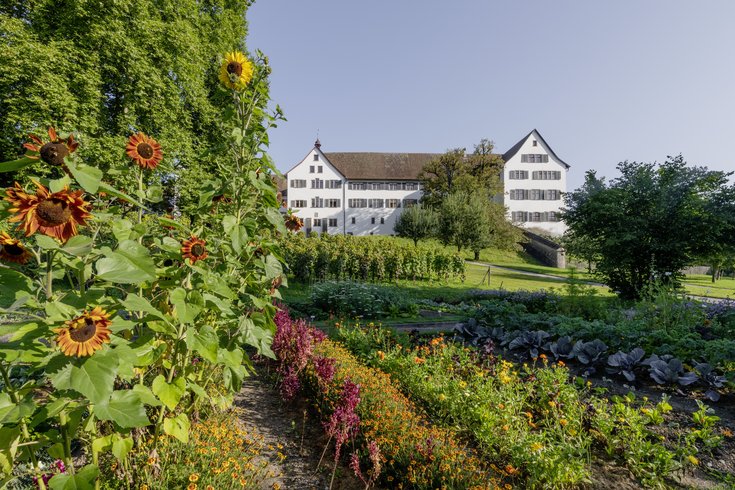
248 1 735 190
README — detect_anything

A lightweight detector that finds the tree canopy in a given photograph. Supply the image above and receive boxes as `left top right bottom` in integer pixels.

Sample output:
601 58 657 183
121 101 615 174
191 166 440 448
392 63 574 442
419 138 504 207
562 156 735 299
393 204 438 246
0 0 264 210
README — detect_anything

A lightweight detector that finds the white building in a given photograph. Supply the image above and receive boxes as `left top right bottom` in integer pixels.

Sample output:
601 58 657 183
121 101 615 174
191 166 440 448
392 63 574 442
283 129 569 236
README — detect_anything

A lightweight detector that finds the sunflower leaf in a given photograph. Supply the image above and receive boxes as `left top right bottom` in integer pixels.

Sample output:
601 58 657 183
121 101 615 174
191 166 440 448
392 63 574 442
163 413 190 444
97 182 148 210
48 463 99 490
152 375 186 411
0 157 36 173
66 160 102 193
96 240 156 285
94 391 149 429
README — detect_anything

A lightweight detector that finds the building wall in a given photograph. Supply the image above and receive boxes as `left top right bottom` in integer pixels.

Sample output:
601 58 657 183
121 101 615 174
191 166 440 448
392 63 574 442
502 135 568 235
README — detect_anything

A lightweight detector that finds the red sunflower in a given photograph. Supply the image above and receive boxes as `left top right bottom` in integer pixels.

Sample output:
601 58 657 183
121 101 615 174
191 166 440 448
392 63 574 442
23 126 79 166
126 133 163 170
54 307 112 357
181 236 208 264
4 181 92 243
0 232 32 264
284 213 303 232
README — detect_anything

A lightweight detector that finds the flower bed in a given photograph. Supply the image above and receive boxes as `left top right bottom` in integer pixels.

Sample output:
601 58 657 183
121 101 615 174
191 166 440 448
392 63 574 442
337 324 724 488
272 308 501 489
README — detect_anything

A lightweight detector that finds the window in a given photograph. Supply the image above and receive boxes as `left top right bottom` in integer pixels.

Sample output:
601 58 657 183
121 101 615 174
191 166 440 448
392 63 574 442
290 179 306 188
348 199 367 208
511 211 527 222
508 170 528 179
351 217 356 224
509 189 527 200
325 199 341 208
309 165 315 173
403 199 418 207
311 179 324 189
544 190 561 200
328 218 337 227
386 199 401 208
371 217 376 224
325 180 342 189
368 199 384 208
510 189 560 200
317 166 323 173
348 182 368 190
311 197 324 208
290 200 307 208
532 171 561 180
313 154 319 161
313 218 321 227
532 140 538 147
380 217 385 224
369 182 385 191
521 154 549 163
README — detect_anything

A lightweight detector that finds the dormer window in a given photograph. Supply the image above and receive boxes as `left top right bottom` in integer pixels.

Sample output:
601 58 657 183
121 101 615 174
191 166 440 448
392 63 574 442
532 140 538 146
313 154 319 161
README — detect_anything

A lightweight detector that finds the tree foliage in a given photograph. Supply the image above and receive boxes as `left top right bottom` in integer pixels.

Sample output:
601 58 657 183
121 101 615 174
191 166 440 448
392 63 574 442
563 156 735 299
419 138 504 207
0 0 264 210
393 204 438 246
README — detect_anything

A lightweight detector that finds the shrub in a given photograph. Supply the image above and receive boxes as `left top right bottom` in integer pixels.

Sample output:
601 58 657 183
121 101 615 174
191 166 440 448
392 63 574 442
310 281 418 319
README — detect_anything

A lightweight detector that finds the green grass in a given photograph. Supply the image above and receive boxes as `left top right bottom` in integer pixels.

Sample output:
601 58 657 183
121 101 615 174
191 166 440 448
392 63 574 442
681 274 735 299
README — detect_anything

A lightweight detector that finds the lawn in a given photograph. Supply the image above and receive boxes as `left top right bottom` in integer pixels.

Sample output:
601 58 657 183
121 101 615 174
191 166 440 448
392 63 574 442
681 274 735 299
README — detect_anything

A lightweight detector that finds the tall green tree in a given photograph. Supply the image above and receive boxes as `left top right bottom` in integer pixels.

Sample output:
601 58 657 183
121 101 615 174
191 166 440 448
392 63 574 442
563 156 735 299
419 138 504 207
0 0 267 210
393 204 437 246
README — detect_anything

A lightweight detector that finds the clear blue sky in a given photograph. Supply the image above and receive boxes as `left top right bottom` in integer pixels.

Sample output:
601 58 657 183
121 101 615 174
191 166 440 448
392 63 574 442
248 0 735 190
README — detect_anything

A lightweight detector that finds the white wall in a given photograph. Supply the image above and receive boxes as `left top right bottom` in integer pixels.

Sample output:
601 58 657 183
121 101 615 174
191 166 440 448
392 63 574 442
502 134 568 236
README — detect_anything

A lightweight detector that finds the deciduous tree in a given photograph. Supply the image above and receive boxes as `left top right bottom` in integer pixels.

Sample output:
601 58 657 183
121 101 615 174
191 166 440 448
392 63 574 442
393 204 437 246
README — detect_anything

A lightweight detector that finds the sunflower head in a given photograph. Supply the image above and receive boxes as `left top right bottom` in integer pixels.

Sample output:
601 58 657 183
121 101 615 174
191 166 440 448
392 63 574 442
284 213 303 232
126 133 163 170
181 236 208 264
5 181 92 243
24 127 78 166
0 232 32 264
54 307 112 357
219 51 254 91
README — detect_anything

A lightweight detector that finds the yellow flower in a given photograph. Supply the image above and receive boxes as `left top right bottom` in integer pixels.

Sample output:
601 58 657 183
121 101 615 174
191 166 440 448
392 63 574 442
530 442 543 452
187 484 197 490
219 51 253 90
548 400 556 408
559 418 568 427
189 474 200 483
688 455 699 466
438 394 447 401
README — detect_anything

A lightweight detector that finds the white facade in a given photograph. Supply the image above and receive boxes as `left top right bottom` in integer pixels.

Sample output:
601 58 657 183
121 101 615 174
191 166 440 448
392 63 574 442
284 130 569 237
501 130 569 235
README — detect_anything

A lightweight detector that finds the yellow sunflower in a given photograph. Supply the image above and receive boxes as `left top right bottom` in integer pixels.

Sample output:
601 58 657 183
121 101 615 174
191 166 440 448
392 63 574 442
54 307 112 357
4 181 92 243
284 213 303 232
126 133 163 170
23 126 79 166
219 51 253 91
0 232 32 264
181 236 208 264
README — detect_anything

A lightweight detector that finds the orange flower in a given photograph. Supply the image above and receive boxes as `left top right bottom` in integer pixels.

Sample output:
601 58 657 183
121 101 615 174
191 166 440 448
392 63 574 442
54 307 112 357
189 474 200 482
5 181 92 242
126 133 163 170
181 236 208 264
284 212 303 232
414 356 425 364
0 232 32 264
23 126 78 166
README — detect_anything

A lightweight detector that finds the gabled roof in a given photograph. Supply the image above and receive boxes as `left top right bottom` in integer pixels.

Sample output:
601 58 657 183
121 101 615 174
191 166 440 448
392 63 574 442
502 129 570 169
323 152 440 180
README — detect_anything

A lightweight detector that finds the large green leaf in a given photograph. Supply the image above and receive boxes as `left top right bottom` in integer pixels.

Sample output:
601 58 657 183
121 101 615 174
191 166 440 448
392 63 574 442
131 384 161 407
48 463 99 490
0 268 33 308
48 350 118 404
163 413 190 443
0 427 21 476
0 392 35 425
169 288 202 324
66 160 102 194
120 293 169 323
62 236 93 257
0 156 36 173
96 240 156 284
111 436 134 462
151 375 185 411
185 325 218 363
98 182 147 209
94 391 150 429
263 254 283 279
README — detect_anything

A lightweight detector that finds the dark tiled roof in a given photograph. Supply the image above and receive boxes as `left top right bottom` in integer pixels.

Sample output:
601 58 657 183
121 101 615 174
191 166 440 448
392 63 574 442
324 152 441 180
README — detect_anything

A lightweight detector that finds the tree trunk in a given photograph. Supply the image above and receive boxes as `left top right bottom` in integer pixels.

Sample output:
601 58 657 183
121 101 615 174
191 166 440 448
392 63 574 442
474 250 480 260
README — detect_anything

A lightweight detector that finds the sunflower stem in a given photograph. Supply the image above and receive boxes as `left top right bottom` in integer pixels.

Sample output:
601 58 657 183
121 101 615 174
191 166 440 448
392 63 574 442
59 410 75 475
0 363 47 490
45 250 55 300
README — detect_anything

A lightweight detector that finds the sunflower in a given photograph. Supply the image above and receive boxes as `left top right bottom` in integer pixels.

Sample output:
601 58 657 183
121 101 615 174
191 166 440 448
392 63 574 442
0 232 32 264
126 133 163 170
219 51 254 91
181 236 208 264
284 213 303 232
5 181 92 242
23 126 79 167
54 307 112 357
